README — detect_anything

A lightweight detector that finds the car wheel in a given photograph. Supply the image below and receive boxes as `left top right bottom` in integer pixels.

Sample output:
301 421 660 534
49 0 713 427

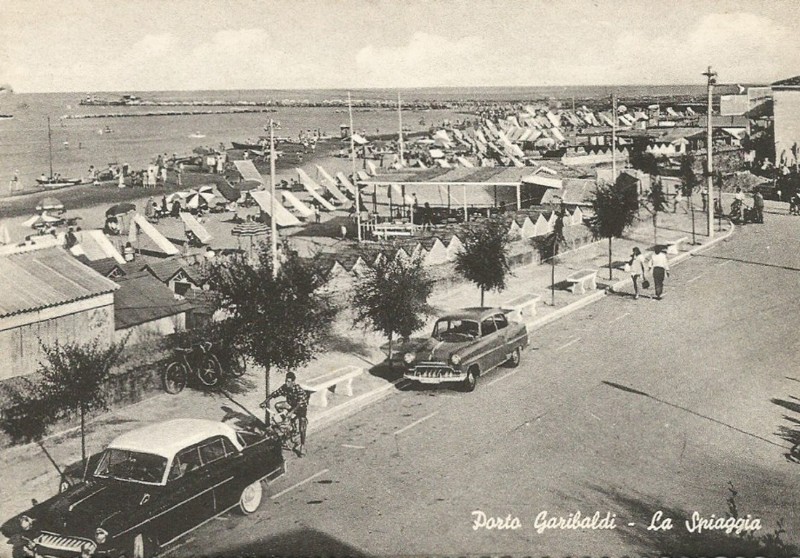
239 480 263 514
505 348 521 368
463 367 478 392
163 362 187 394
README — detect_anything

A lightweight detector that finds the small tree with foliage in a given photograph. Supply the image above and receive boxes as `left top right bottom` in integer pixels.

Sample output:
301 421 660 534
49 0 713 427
0 337 127 470
679 154 700 244
533 203 569 306
205 242 336 423
455 217 512 306
589 174 640 280
646 177 668 245
352 253 434 363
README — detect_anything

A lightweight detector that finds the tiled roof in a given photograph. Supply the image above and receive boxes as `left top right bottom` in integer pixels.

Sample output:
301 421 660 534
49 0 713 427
772 76 800 88
0 247 119 318
141 257 202 285
113 271 194 329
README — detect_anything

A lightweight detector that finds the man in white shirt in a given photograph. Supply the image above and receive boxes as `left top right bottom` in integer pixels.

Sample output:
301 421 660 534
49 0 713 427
650 246 670 300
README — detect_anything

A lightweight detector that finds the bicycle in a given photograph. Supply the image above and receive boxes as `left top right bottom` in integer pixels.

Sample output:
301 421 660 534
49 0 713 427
162 341 222 394
263 406 303 454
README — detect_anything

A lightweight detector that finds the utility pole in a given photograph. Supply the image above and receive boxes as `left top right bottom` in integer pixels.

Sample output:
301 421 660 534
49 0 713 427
398 92 404 167
611 93 617 183
703 66 717 238
348 92 362 242
269 119 278 277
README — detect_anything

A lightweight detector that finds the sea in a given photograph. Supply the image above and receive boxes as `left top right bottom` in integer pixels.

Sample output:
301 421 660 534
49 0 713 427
0 85 720 189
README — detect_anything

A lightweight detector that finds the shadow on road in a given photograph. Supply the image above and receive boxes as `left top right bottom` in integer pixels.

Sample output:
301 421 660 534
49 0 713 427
208 526 370 557
695 254 800 273
590 483 800 557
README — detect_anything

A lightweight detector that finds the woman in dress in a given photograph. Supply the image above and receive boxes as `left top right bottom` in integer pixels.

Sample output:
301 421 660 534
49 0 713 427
628 246 647 299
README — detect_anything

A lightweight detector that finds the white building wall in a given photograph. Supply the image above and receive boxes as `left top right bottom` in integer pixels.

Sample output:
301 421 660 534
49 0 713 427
774 89 800 166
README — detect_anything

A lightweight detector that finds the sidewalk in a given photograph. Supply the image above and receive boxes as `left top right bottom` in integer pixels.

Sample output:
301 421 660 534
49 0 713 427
0 210 733 521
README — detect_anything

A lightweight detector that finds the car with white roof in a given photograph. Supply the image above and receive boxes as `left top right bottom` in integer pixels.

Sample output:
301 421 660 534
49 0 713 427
2 418 284 558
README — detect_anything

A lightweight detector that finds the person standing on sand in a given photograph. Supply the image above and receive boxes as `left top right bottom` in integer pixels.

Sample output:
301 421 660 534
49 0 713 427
628 247 647 299
649 245 670 300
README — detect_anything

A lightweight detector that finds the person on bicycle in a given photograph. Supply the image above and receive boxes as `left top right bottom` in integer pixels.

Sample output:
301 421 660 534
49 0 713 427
260 372 309 456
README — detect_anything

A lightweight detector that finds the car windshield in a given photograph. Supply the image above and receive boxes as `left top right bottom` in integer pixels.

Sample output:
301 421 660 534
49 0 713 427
94 448 168 484
433 319 479 341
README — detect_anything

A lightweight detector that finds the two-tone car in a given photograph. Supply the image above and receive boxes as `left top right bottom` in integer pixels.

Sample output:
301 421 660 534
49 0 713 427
2 418 284 558
402 307 529 391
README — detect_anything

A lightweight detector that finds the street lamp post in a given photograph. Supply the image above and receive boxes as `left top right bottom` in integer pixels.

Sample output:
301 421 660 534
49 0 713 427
703 66 717 238
348 92 362 242
269 118 278 278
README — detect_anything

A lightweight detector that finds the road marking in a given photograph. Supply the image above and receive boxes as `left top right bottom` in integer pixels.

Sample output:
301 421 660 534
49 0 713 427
271 468 329 500
488 369 520 386
160 538 195 557
686 274 704 284
609 312 629 324
718 260 733 267
555 337 580 352
394 411 438 435
341 444 366 449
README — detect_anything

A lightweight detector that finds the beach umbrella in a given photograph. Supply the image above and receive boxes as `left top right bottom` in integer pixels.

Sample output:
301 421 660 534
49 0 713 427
231 220 269 255
166 192 188 204
23 212 60 228
185 188 215 209
36 197 64 212
106 202 136 217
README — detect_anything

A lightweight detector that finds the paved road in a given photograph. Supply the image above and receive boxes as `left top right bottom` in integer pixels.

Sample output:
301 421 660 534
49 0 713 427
170 213 800 557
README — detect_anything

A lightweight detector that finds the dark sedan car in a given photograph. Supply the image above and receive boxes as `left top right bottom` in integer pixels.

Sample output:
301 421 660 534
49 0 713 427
3 418 284 558
403 307 529 391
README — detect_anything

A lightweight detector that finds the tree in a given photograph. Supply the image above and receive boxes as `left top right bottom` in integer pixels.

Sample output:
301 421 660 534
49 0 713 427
678 154 700 245
588 174 639 280
205 242 336 423
533 203 569 306
455 217 512 306
352 252 434 363
646 177 668 245
0 337 127 470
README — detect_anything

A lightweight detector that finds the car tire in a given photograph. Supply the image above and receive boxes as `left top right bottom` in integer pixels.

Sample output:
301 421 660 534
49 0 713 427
505 348 521 368
239 480 263 514
463 367 478 392
129 533 151 558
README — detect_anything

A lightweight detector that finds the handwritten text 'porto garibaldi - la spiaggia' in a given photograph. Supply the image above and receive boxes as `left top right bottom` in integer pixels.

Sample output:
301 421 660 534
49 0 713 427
471 510 762 535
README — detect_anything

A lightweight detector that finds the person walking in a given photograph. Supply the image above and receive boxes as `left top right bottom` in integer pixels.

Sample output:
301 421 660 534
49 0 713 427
753 189 764 223
628 247 647 299
650 245 670 300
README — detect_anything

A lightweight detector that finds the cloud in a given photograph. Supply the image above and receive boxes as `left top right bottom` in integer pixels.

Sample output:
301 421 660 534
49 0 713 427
355 32 485 87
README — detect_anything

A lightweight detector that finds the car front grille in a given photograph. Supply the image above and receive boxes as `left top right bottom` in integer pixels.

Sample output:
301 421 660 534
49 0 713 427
35 532 96 557
413 364 459 378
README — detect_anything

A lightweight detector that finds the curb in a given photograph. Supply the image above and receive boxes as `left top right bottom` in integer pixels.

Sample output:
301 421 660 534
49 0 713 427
308 377 406 432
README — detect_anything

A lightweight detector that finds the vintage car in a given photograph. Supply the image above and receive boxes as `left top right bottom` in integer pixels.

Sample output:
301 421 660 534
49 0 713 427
402 307 529 391
2 418 284 558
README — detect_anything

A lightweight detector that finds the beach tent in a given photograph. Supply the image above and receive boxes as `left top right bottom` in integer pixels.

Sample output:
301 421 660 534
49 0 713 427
429 149 445 159
437 159 452 168
522 173 562 189
0 224 10 245
281 191 315 218
179 212 213 244
456 156 475 168
351 133 369 145
315 165 349 203
132 213 180 256
355 170 371 182
233 159 264 185
72 229 125 263
296 168 336 211
335 172 357 196
23 212 61 228
366 160 379 176
250 190 302 226
550 128 566 143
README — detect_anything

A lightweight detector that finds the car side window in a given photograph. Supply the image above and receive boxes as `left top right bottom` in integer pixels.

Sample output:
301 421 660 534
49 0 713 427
221 436 239 456
176 446 202 475
481 317 497 337
494 313 508 330
199 437 227 465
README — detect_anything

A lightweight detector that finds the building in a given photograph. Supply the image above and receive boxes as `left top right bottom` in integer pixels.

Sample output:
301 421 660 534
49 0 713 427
0 247 119 380
113 271 194 345
772 76 800 167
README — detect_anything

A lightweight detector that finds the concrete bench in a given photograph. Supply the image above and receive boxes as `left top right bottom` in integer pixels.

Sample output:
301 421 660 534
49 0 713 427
665 236 689 255
503 293 542 322
565 269 598 295
304 365 363 408
373 224 417 239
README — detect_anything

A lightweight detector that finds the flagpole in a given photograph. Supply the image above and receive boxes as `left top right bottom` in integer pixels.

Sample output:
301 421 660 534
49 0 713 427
349 92 362 242
270 118 278 277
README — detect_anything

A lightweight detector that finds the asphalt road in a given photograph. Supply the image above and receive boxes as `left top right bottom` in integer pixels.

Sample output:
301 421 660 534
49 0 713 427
170 211 800 557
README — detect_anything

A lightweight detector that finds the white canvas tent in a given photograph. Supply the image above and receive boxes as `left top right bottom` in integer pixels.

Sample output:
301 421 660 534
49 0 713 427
179 212 213 244
281 191 314 218
233 159 264 185
250 190 302 226
335 172 357 196
296 168 336 211
315 165 349 203
132 213 180 255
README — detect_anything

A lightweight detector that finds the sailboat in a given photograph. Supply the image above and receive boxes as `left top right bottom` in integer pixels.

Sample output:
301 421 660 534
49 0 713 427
37 117 82 188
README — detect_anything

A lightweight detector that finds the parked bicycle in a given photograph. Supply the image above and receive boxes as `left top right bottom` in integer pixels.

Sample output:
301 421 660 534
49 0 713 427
263 406 303 454
162 341 222 394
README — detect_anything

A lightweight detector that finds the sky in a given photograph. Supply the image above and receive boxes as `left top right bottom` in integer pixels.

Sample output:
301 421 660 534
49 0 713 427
1 0 799 93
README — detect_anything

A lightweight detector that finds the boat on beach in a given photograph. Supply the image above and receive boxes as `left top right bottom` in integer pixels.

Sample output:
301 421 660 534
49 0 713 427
38 117 83 188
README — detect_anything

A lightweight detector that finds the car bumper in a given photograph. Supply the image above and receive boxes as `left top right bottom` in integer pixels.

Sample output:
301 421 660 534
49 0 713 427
404 365 465 384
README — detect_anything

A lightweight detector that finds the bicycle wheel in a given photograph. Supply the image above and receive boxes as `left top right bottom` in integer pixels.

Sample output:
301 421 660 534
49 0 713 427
229 352 247 378
198 354 221 387
163 361 188 394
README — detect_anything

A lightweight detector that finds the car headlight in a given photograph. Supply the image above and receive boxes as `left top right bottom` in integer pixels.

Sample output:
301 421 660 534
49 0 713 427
81 542 94 558
95 527 108 544
19 515 33 531
450 354 461 365
403 352 415 364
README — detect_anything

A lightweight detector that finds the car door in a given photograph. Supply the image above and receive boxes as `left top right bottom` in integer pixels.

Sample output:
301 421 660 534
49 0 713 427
152 444 216 545
198 436 242 513
479 316 502 369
